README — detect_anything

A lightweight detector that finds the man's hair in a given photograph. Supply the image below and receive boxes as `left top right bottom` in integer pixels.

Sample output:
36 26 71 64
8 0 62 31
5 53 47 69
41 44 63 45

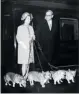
45 10 54 15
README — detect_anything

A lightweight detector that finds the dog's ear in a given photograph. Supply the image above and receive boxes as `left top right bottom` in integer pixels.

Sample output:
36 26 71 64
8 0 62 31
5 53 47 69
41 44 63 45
50 71 55 74
42 71 44 73
50 71 52 74
47 71 50 74
75 69 77 72
42 71 45 74
68 69 71 72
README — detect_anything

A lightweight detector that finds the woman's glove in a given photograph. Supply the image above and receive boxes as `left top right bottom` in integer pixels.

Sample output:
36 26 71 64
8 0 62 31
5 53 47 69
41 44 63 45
33 35 35 40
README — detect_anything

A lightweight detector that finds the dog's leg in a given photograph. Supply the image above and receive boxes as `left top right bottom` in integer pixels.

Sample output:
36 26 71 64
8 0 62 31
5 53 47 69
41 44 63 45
60 79 63 83
54 80 56 85
9 83 11 86
67 79 71 84
58 80 61 84
19 83 23 87
5 82 8 86
72 78 75 83
30 80 34 86
41 83 45 88
47 80 50 83
31 80 34 86
13 82 15 87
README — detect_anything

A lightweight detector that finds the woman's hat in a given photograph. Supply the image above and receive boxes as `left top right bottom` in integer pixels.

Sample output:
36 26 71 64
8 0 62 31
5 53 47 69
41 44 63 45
21 12 30 21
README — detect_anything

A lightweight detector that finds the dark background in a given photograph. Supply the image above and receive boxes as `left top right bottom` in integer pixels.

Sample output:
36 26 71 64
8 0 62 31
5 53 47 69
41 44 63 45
1 0 79 93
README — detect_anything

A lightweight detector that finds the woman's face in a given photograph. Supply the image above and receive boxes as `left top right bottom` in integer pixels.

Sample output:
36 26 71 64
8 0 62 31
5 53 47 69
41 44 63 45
24 15 31 25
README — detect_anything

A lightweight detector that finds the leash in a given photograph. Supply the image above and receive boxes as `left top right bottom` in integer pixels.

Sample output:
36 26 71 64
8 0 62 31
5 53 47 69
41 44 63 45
33 41 43 71
35 40 79 70
35 40 59 70
57 65 79 68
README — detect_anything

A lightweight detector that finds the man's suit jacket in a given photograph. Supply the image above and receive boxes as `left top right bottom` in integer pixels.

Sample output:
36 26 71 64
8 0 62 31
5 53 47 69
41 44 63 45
35 18 60 63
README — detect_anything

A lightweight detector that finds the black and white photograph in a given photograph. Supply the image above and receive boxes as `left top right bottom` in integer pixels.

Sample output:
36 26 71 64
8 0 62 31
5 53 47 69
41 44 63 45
1 0 79 93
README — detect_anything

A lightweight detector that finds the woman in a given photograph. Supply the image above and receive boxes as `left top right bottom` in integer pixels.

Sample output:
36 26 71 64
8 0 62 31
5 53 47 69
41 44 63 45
16 12 35 77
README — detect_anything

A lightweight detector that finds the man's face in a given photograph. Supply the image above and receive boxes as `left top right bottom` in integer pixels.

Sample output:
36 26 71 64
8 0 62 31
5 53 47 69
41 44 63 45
45 11 54 21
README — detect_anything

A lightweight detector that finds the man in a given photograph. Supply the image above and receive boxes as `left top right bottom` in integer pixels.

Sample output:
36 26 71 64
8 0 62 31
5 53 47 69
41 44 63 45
35 10 60 71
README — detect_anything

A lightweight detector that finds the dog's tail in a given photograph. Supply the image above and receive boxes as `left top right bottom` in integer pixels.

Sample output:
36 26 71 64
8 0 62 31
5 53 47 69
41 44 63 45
4 75 6 82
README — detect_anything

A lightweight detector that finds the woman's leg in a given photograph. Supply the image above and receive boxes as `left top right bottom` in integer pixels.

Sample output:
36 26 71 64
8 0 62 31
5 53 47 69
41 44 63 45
26 64 29 74
22 64 26 76
23 64 29 79
25 64 29 76
22 64 29 77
